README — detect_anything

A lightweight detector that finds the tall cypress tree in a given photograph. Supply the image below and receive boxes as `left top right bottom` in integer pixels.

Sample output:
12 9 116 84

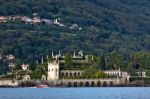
97 55 106 70
64 53 73 69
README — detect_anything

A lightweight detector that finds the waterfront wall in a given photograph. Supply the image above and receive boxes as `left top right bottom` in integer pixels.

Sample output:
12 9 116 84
0 77 126 87
61 78 120 87
0 80 18 87
46 78 123 87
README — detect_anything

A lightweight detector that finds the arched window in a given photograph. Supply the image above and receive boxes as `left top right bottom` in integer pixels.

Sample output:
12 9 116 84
70 73 72 76
85 82 89 87
103 81 107 87
79 82 83 87
78 73 80 76
66 73 68 76
62 73 64 76
74 82 78 87
74 73 77 76
91 81 95 87
110 81 113 86
97 81 101 87
68 82 71 87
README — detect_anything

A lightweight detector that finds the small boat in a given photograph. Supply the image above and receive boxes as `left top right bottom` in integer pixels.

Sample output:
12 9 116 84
35 84 49 88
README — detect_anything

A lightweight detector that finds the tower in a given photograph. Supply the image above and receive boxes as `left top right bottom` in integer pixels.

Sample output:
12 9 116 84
52 51 54 57
47 60 59 80
58 50 61 57
41 56 44 64
73 51 76 58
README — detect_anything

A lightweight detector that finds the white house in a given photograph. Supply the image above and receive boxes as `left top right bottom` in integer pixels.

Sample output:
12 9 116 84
6 54 15 60
32 17 41 24
0 16 7 22
53 18 64 27
42 19 53 25
21 16 32 23
137 71 146 77
21 63 29 71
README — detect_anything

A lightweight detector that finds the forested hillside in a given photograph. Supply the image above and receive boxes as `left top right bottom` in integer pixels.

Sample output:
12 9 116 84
0 0 150 66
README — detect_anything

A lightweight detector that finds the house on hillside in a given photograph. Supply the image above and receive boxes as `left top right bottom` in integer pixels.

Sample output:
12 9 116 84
0 16 7 22
42 19 53 25
32 17 41 24
6 54 15 60
21 16 32 23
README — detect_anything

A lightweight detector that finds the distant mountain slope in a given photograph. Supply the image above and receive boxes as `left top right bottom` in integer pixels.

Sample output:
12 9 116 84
0 0 150 62
0 0 150 35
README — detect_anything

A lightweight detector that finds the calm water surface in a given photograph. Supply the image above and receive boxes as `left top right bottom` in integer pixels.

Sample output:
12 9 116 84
0 87 150 99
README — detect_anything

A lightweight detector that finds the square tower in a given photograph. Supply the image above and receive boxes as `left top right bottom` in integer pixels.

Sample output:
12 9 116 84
47 60 59 80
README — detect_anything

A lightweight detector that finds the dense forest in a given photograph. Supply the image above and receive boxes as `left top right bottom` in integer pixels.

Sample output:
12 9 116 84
0 0 150 72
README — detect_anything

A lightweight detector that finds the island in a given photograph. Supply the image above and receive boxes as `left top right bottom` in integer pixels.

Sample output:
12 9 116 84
0 51 149 87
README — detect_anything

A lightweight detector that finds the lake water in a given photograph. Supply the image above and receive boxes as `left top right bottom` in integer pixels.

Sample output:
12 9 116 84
0 87 150 99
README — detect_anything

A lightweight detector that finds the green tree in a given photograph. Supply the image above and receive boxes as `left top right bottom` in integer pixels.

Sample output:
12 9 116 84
64 53 73 69
96 55 106 70
29 62 36 71
131 52 150 70
106 52 126 70
82 67 109 78
16 62 22 70
87 54 94 64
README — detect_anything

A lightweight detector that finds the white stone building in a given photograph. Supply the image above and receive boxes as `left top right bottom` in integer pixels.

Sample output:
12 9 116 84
47 60 59 80
0 80 18 87
21 16 32 23
23 75 30 81
32 17 41 24
137 71 146 77
0 16 7 22
6 54 15 60
8 63 15 68
21 63 29 71
103 69 129 77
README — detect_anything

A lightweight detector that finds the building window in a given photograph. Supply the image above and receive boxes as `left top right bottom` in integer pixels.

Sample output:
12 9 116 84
62 73 64 76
